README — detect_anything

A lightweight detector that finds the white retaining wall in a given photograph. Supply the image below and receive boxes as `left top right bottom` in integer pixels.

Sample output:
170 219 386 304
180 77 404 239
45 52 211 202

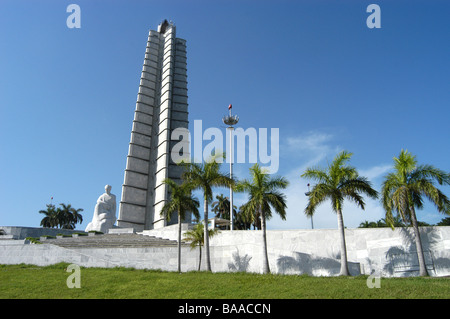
1 226 449 277
144 226 450 277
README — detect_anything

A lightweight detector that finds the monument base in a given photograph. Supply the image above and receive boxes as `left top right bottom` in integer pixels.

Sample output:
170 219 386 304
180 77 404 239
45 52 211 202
108 227 136 234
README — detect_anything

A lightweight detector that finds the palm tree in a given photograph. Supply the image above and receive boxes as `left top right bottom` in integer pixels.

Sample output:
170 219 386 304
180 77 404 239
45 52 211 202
181 154 234 271
59 203 84 229
239 200 263 229
212 194 230 220
381 149 450 276
183 223 220 271
437 217 450 226
211 194 237 229
236 163 289 274
39 204 59 228
39 203 83 229
69 206 84 227
359 220 377 228
234 206 253 230
381 216 406 228
161 178 200 273
301 151 378 276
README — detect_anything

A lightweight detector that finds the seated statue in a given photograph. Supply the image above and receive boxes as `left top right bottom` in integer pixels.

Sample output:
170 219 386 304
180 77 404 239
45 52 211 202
85 185 117 233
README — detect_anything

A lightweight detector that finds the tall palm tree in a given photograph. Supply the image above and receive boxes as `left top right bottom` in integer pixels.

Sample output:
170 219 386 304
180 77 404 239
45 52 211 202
39 203 83 229
69 206 84 227
39 204 59 228
301 151 378 276
59 203 84 229
236 163 289 274
234 206 253 230
239 200 263 229
181 154 234 271
381 149 450 276
211 194 237 227
161 178 200 273
183 223 220 271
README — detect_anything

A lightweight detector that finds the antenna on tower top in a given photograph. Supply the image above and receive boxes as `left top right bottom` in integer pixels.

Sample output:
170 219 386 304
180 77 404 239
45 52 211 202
158 19 169 34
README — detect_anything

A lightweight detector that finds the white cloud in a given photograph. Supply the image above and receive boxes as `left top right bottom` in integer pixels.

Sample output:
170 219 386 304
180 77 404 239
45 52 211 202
359 164 392 181
281 131 341 172
266 130 388 230
285 132 333 152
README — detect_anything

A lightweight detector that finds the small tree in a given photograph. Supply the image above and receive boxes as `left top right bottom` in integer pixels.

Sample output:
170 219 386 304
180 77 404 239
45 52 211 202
161 179 200 273
183 223 219 271
437 217 450 226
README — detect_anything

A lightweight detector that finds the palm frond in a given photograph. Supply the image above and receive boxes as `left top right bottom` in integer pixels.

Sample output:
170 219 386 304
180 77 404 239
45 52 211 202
300 167 329 184
304 183 333 216
410 164 450 186
382 150 450 228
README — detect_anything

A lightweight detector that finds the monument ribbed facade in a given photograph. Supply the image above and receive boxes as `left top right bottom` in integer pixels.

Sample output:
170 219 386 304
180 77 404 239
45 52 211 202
117 20 189 231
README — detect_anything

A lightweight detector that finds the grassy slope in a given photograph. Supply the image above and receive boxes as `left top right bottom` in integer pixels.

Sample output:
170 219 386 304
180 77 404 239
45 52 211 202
0 263 449 299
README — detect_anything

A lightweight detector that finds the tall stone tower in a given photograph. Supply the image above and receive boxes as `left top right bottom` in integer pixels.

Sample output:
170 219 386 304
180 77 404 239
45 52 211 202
117 20 189 231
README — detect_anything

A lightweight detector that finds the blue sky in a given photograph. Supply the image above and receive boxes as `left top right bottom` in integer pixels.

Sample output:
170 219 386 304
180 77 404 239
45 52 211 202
1 0 449 231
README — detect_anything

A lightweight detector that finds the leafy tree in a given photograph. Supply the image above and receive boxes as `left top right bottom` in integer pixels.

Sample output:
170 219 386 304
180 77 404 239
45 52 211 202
381 149 450 276
181 154 234 271
183 223 219 271
39 204 59 228
212 194 237 220
39 203 83 229
236 163 289 274
358 216 406 228
437 217 450 226
301 151 378 276
234 206 253 230
161 179 200 273
59 203 84 229
359 220 378 228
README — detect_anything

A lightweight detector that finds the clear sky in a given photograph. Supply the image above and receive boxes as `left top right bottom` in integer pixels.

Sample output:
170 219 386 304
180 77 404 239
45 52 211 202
1 0 449 231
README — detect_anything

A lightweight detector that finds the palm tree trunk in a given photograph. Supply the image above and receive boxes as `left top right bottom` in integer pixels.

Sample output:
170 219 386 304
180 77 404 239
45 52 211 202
336 209 350 276
410 206 429 276
198 244 202 271
204 198 212 271
260 206 270 274
177 213 182 273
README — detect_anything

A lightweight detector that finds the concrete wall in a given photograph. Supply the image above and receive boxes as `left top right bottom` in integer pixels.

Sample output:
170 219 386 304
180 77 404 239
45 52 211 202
0 242 200 271
144 226 450 277
1 226 449 277
0 226 85 240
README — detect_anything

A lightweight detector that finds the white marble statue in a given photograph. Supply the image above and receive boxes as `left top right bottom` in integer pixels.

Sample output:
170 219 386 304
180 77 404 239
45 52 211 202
85 185 117 233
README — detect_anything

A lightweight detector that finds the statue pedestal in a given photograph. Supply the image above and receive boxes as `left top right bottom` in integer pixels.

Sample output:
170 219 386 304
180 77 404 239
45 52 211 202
108 228 135 234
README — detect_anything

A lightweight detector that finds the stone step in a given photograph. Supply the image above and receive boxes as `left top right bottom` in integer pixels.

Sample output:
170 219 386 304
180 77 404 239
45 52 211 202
46 233 189 248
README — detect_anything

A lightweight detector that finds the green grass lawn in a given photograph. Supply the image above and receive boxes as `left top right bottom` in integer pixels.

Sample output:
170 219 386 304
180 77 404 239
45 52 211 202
0 263 449 299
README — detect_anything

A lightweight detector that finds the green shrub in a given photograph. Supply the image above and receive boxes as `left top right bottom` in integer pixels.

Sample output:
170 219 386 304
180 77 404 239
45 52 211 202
25 237 41 244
